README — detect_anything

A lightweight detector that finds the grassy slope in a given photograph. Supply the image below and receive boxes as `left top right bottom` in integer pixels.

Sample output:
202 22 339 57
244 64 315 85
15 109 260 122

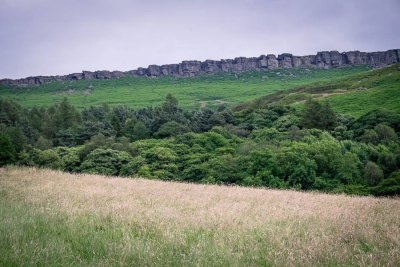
236 64 400 118
0 66 369 110
1 167 400 266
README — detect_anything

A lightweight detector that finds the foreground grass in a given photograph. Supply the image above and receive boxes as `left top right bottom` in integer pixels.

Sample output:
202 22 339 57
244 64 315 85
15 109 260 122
1 167 399 266
0 66 368 110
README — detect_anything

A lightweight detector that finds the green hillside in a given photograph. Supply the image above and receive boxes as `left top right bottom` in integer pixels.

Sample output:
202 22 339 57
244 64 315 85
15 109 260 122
1 64 400 197
236 64 400 118
0 66 369 110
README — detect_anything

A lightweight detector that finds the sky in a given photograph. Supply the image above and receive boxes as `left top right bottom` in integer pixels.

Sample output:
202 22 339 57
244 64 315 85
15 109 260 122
0 0 399 79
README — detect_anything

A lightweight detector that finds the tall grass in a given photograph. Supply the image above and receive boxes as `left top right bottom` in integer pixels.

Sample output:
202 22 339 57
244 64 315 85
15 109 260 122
1 167 399 266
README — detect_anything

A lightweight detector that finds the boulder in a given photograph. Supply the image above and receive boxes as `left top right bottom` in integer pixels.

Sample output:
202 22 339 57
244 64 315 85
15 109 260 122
148 65 161 77
179 61 201 76
201 60 222 74
266 54 279 69
278 53 293 68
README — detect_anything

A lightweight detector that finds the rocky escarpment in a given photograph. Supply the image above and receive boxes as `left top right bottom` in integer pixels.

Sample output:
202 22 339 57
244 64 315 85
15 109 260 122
1 49 399 87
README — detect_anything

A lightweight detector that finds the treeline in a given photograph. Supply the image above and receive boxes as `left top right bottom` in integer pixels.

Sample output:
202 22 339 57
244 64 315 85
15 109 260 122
0 95 399 196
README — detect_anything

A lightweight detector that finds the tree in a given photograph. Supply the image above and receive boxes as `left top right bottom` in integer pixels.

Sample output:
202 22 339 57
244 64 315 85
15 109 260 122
374 124 397 143
53 98 80 129
352 108 400 137
120 156 147 177
130 121 150 141
142 146 179 179
276 144 317 189
303 98 336 130
373 171 400 196
80 148 132 176
0 132 16 166
0 98 21 126
162 94 179 114
364 161 384 186
35 136 53 150
56 147 81 172
154 121 189 138
35 149 64 169
55 128 77 147
359 129 379 144
206 154 241 184
320 101 337 130
2 126 27 153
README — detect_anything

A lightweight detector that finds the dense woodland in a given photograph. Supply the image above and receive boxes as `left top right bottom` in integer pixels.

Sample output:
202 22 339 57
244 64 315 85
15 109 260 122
1 95 399 196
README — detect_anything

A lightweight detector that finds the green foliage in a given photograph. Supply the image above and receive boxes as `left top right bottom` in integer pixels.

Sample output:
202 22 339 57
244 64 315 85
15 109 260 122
374 124 398 144
120 156 147 177
303 98 337 130
0 66 399 196
34 149 64 169
364 161 384 186
154 121 189 138
0 132 16 166
206 154 241 184
56 147 81 172
35 136 53 150
127 121 150 141
373 171 400 196
237 64 400 118
360 129 379 144
352 108 400 135
276 145 317 189
0 98 21 125
80 149 132 176
52 97 80 130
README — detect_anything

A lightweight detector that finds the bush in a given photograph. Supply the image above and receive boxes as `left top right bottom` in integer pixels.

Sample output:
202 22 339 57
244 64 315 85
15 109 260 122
372 171 400 196
120 156 147 177
35 149 64 170
80 148 132 176
374 124 397 143
56 147 81 172
363 161 384 186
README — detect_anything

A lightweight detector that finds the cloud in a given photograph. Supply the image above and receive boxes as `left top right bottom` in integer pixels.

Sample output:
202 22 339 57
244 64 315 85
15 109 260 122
0 0 399 78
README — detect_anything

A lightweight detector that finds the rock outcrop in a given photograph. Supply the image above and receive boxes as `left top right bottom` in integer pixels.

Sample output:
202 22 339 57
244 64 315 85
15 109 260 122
1 49 399 86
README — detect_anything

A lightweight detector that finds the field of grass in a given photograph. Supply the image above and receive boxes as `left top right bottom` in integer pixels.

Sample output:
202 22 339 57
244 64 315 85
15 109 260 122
1 166 399 266
236 64 400 118
0 66 369 110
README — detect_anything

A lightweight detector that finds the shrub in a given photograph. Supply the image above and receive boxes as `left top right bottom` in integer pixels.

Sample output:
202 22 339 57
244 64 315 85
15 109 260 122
80 148 132 176
372 171 400 196
363 161 384 186
35 149 64 170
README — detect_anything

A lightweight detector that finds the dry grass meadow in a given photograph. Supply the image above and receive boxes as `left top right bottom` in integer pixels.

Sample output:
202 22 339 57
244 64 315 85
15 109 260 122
1 166 400 266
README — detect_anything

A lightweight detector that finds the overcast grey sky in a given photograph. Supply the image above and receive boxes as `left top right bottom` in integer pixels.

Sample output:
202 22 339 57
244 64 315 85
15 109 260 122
1 0 399 79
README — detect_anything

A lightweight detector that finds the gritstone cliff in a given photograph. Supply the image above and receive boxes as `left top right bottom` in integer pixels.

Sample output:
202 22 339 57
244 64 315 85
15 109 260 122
1 49 399 86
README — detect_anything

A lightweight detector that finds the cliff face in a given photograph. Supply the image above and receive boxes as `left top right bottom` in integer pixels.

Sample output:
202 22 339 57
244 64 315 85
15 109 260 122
1 49 399 86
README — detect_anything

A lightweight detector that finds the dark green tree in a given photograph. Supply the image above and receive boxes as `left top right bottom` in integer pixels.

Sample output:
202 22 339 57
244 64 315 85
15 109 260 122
0 132 16 166
364 161 384 186
154 121 189 138
131 121 150 141
162 93 179 114
53 97 80 130
374 124 397 143
303 98 337 130
80 148 132 176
